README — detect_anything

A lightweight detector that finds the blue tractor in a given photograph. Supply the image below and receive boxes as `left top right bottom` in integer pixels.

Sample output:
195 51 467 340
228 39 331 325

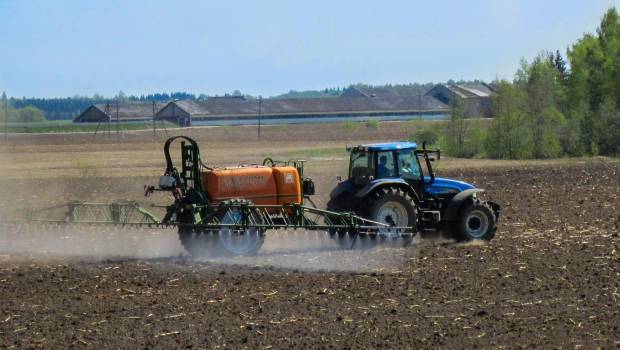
327 142 500 242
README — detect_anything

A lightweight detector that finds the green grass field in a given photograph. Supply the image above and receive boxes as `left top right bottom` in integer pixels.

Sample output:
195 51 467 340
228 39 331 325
0 120 178 133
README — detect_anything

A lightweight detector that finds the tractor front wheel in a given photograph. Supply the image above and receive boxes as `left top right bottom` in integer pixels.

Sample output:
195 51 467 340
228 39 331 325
457 200 496 241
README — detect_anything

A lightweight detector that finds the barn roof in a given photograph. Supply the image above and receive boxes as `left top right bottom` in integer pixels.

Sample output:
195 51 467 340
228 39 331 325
165 96 449 119
445 83 497 98
342 86 429 99
74 102 166 123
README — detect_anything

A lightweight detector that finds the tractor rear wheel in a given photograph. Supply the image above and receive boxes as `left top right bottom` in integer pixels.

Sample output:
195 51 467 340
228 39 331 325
179 226 219 257
367 186 417 244
216 204 265 256
457 200 496 241
179 200 265 257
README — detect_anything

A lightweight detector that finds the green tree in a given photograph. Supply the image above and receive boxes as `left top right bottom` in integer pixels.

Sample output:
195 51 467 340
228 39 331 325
514 54 566 158
554 50 568 84
567 8 620 155
485 81 533 159
442 100 467 156
598 8 620 105
441 100 485 157
14 106 45 123
598 98 620 155
568 35 604 153
364 119 379 130
413 126 440 145
558 106 586 156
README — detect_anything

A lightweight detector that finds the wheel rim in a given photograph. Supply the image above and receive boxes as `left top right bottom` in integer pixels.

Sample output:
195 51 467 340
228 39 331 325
465 209 489 238
374 201 408 237
218 209 262 255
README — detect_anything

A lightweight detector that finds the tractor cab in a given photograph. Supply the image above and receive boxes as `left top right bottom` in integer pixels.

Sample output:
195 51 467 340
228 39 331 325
349 142 421 184
347 142 442 196
348 142 477 199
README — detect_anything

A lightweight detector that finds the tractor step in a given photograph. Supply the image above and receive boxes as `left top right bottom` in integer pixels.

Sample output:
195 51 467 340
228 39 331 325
420 210 441 225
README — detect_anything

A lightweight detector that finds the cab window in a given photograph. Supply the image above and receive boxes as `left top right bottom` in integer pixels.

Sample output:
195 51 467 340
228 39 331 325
376 151 396 178
349 150 373 185
397 149 422 180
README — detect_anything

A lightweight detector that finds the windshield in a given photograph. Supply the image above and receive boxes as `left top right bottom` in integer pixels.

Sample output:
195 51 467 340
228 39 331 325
397 149 422 181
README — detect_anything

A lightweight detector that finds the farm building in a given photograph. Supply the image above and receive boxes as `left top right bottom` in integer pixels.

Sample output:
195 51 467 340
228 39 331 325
74 83 495 127
156 96 450 126
74 102 165 123
425 83 497 117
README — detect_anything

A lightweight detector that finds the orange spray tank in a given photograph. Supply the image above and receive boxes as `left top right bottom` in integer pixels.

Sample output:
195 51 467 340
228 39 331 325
201 166 302 205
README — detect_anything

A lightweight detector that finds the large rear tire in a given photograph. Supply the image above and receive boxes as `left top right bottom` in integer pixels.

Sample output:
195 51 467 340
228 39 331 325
179 226 219 257
216 204 265 256
327 186 417 248
179 200 265 257
457 200 496 241
368 187 417 245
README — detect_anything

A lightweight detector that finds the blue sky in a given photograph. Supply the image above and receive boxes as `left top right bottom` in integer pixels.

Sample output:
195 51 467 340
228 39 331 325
0 0 617 98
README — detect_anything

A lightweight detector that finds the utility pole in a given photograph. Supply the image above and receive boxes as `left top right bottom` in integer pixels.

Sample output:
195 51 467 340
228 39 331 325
116 100 120 142
258 96 262 140
104 101 111 136
3 92 7 142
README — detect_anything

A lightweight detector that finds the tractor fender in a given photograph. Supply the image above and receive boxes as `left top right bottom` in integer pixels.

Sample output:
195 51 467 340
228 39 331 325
329 179 356 199
443 188 485 221
356 179 420 204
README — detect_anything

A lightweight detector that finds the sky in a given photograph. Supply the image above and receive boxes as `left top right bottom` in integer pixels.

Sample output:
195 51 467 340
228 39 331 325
0 0 617 98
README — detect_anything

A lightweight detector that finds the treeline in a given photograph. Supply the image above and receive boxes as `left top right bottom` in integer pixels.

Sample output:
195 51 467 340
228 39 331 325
442 7 620 158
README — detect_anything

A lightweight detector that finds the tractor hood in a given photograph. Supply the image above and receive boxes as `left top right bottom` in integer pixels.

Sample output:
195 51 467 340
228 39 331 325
425 177 475 195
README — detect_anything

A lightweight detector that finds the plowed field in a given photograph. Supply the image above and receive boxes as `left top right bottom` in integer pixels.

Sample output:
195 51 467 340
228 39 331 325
0 125 618 348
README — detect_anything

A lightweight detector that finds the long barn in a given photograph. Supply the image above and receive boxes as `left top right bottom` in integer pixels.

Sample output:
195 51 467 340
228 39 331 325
73 83 496 127
156 95 449 126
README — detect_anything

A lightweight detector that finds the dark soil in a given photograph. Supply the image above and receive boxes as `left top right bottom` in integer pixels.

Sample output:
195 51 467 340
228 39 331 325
1 161 619 349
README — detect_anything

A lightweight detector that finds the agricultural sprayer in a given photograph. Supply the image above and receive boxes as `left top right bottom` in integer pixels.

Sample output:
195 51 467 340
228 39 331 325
5 136 500 257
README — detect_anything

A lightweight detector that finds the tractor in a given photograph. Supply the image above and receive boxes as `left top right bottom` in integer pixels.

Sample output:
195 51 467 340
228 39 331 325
326 142 500 242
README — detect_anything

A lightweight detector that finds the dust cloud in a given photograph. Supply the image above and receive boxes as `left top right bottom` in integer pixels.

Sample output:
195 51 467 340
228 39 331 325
0 224 417 273
0 224 182 260
201 230 419 273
